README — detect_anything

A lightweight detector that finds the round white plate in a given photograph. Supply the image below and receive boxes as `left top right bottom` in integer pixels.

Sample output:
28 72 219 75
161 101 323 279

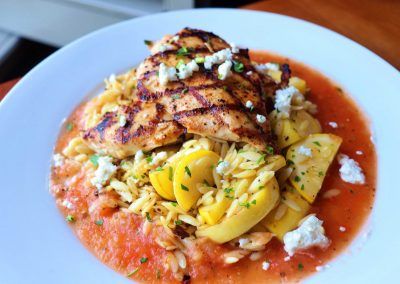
0 8 399 284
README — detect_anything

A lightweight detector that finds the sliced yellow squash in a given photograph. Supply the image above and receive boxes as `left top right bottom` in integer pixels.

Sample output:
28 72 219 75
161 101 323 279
199 197 230 225
287 133 342 203
149 166 175 200
262 188 310 240
173 150 219 211
291 110 322 138
196 177 280 243
276 119 302 148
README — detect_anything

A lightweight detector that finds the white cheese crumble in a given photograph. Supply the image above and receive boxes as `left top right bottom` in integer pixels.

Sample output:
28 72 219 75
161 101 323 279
356 150 363 155
158 63 178 86
284 256 291 262
90 156 117 190
230 42 239 53
119 115 127 127
108 73 116 83
238 238 249 247
339 226 346 232
254 62 280 73
134 150 144 163
315 264 330 272
246 71 253 76
328 121 338 128
274 86 302 118
298 145 312 157
217 60 232 80
171 35 179 42
262 261 270 271
62 199 73 209
337 154 365 184
216 161 230 175
245 100 254 109
177 60 199 79
150 151 168 166
53 153 65 167
256 114 267 124
283 215 330 257
204 48 232 69
158 43 175 52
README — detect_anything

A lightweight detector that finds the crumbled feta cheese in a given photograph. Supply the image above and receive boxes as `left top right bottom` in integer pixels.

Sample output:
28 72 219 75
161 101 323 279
204 48 232 69
119 115 127 127
337 154 365 184
339 226 346 232
274 86 302 117
90 156 117 190
171 35 179 42
158 63 178 86
230 42 239 53
158 43 175 52
151 151 168 166
356 150 363 155
262 261 270 271
108 74 116 83
62 199 73 209
298 145 312 157
328 121 338 128
283 215 330 256
315 264 330 272
238 238 249 247
284 256 291 262
53 153 65 167
245 100 254 109
216 161 230 175
177 60 199 79
217 60 232 80
134 150 144 163
256 114 267 124
254 62 280 73
246 71 253 76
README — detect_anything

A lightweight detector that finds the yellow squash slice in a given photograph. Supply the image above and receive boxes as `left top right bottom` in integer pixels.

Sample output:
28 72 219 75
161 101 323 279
149 166 175 200
262 188 310 240
199 197 230 225
287 133 342 203
196 177 280 243
173 150 220 211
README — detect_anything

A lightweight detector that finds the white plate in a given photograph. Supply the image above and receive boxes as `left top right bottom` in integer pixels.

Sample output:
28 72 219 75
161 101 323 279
0 8 399 284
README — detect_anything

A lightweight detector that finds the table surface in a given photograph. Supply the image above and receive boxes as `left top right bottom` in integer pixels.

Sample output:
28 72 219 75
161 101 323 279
1 0 399 99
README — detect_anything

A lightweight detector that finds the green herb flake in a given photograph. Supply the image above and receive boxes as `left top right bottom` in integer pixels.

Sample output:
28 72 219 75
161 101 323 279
95 219 103 226
176 59 185 69
140 257 148 264
238 149 246 154
318 171 324 177
172 94 181 100
168 167 173 181
224 188 233 194
233 61 244 73
257 154 266 164
181 184 189 191
287 159 294 166
175 220 183 225
155 166 164 172
66 122 74 131
145 212 152 222
239 202 250 209
195 56 205 63
146 156 153 163
301 184 305 190
298 263 304 270
294 175 301 182
127 267 139 277
171 202 177 207
266 146 274 154
313 141 321 147
251 199 257 205
258 185 265 190
66 215 75 222
89 154 99 167
225 195 234 200
144 40 153 46
184 166 192 177
177 47 190 56
222 85 228 91
218 73 223 80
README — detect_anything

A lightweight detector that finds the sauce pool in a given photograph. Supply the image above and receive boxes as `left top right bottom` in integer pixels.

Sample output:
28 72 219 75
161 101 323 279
51 51 377 283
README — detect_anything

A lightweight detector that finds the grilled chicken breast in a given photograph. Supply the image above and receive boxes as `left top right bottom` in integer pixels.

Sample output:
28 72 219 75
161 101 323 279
83 28 277 159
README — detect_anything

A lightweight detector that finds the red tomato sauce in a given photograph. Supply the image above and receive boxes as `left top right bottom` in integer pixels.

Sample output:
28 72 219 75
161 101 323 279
50 51 376 283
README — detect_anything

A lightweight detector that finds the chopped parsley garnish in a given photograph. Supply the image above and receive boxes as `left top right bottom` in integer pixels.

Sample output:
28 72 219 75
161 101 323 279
176 47 191 56
294 176 301 182
318 171 324 177
233 61 244 73
266 146 274 154
225 195 234 200
168 167 173 181
176 60 185 69
287 159 294 165
195 56 205 63
95 219 103 226
155 166 164 172
258 185 265 190
140 257 148 264
171 94 181 100
184 166 192 177
181 184 189 191
182 88 189 94
175 220 183 225
257 154 266 164
239 202 251 209
298 263 304 270
66 122 73 131
171 202 177 207
144 40 152 46
224 188 233 194
145 212 152 222
301 184 305 190
127 267 139 277
301 172 305 175
313 141 321 147
218 73 223 80
146 156 153 163
251 199 257 205
222 85 228 91
238 149 246 154
89 155 99 167
66 215 75 222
